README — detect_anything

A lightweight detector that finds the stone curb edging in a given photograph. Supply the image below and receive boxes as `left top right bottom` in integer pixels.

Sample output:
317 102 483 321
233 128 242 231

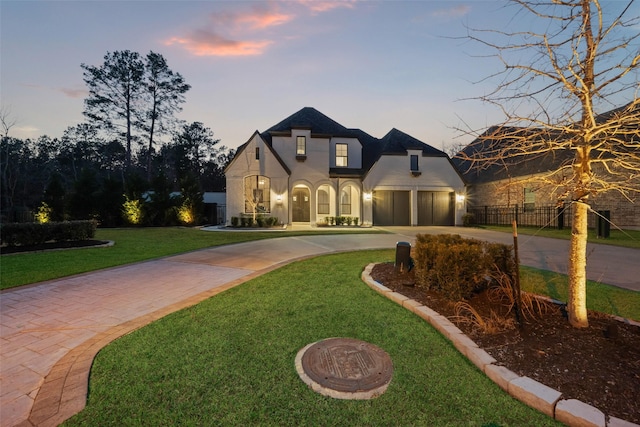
361 263 639 427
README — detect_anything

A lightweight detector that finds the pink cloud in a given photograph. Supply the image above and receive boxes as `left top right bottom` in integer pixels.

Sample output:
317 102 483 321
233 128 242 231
209 4 293 30
165 30 272 57
165 1 357 57
296 0 357 13
59 87 88 99
22 83 87 99
234 6 293 30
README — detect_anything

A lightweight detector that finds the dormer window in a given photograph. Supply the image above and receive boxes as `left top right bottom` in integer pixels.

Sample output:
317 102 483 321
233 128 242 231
255 147 260 160
410 155 419 171
410 154 421 176
336 143 348 167
296 136 307 161
296 136 306 155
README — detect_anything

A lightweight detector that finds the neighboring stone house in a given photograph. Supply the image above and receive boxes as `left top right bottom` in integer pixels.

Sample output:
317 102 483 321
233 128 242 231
224 107 466 226
452 111 640 229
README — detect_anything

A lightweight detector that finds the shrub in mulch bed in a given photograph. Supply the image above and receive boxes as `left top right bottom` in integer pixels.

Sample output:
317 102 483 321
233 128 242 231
413 233 516 301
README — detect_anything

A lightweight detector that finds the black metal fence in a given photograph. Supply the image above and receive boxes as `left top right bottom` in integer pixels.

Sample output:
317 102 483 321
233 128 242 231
467 205 573 229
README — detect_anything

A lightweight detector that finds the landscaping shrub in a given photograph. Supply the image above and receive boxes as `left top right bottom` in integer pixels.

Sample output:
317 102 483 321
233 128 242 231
319 216 360 226
413 234 515 301
1 220 98 247
231 215 278 228
462 212 475 227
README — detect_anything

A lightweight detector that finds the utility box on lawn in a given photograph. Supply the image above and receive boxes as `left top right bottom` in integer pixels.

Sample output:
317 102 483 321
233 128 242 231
395 241 412 273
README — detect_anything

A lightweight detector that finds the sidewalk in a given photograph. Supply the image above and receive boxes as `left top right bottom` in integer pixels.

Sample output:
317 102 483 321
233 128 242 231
1 228 638 426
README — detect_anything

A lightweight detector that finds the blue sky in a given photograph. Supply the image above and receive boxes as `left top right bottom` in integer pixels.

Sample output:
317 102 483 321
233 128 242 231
1 1 635 153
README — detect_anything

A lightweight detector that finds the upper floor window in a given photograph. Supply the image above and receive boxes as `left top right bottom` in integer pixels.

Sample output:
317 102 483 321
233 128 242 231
410 155 419 171
296 136 306 156
255 147 260 160
336 143 348 167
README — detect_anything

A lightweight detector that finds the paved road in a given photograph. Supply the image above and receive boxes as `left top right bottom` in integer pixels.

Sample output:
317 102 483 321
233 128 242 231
1 227 638 426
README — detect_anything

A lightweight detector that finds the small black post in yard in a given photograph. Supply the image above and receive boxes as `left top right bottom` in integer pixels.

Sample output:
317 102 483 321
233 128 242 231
511 220 523 325
557 205 564 230
597 210 611 238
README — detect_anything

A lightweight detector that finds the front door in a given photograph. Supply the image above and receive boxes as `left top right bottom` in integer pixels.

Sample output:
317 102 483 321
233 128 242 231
292 187 310 222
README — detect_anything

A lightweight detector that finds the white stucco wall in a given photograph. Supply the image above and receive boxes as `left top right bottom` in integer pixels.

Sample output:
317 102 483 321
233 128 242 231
225 133 290 224
364 152 466 225
270 131 364 224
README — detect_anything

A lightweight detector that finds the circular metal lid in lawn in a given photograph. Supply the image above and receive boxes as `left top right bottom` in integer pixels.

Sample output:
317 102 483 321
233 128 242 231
295 337 393 400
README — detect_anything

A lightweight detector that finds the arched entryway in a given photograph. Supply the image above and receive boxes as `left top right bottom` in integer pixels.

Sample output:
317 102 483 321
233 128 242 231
292 187 310 222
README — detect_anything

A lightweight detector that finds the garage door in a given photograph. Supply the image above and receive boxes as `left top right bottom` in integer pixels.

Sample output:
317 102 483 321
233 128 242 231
418 191 454 226
373 191 410 226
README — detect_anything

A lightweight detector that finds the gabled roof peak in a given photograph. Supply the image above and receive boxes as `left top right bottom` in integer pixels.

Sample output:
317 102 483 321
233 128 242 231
381 128 447 157
266 107 350 135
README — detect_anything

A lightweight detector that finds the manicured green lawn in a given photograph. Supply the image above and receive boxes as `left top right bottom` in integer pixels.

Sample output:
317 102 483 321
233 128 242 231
0 227 383 290
64 251 560 426
482 225 640 249
521 266 640 321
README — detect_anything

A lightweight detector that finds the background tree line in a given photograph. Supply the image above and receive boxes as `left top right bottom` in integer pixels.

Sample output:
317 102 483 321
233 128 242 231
1 50 234 227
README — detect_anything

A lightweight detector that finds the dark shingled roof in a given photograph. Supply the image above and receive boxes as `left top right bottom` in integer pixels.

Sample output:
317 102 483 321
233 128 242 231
452 102 640 184
265 107 351 136
451 127 574 184
380 128 447 157
248 107 446 177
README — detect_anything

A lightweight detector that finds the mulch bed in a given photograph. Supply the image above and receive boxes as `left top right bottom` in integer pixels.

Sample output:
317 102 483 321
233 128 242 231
370 262 640 424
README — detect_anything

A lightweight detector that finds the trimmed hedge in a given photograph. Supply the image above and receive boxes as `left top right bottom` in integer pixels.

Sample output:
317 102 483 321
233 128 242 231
230 215 280 228
413 233 515 301
0 220 98 247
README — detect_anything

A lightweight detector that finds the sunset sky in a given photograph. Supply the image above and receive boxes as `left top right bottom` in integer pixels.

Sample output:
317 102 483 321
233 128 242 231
1 1 637 152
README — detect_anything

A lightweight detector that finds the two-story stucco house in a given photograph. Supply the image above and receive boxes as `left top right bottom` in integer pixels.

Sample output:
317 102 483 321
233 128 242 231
225 107 466 226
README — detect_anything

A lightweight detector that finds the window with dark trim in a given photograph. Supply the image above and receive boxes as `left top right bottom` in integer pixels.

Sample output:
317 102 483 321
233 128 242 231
336 143 348 167
296 136 306 156
255 147 260 160
410 155 419 171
